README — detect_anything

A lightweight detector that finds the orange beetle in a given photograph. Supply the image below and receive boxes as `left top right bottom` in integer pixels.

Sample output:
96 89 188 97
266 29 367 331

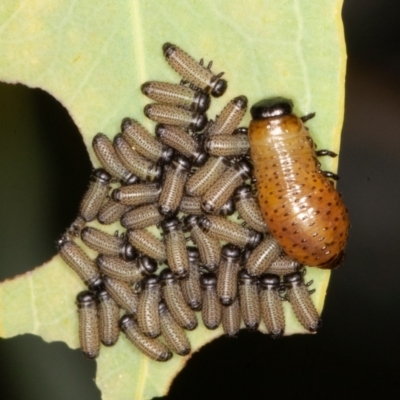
248 97 349 269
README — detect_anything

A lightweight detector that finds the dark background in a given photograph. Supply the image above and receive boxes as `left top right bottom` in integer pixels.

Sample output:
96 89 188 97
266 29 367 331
1 1 399 399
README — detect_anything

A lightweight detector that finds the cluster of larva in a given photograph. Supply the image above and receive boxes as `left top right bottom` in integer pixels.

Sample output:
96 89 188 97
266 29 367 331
57 42 338 363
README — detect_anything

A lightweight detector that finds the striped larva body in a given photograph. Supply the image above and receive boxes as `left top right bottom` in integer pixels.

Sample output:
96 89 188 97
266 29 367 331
267 254 302 276
76 291 100 359
160 269 198 330
57 238 102 290
201 159 252 214
198 215 262 250
162 42 227 98
180 196 234 216
103 276 139 315
120 118 174 165
144 103 207 132
141 81 210 113
204 132 250 157
205 96 248 136
113 134 162 182
158 155 191 217
97 289 120 346
185 156 230 197
217 244 241 305
200 273 221 330
183 215 221 272
238 270 260 330
121 204 163 230
137 275 161 338
234 185 269 233
248 98 349 269
155 124 208 167
120 315 172 362
80 227 136 261
96 254 157 284
283 272 321 332
180 247 202 310
222 296 241 337
97 198 131 225
127 229 167 262
92 133 138 185
161 218 190 278
158 302 191 356
79 168 111 222
245 235 282 277
259 274 285 338
112 182 161 207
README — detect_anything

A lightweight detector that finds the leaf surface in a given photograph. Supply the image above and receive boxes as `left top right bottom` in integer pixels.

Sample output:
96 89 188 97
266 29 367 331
0 1 346 399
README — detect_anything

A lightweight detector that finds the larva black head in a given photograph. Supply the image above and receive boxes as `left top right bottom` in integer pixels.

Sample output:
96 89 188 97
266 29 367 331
200 273 217 288
190 112 208 132
197 215 211 232
183 214 198 231
250 97 294 120
162 42 176 58
144 274 159 288
138 256 158 275
211 78 228 98
140 82 152 95
88 277 104 292
76 290 96 307
233 95 248 110
234 185 252 201
155 124 166 139
97 288 111 301
233 127 248 135
161 217 180 234
283 271 303 288
193 91 211 113
159 268 176 284
160 145 175 165
125 174 140 185
187 246 199 261
172 154 192 171
238 269 256 284
221 244 241 260
119 314 135 330
235 159 253 179
219 198 235 216
120 242 137 261
246 230 263 250
158 301 168 315
91 168 111 184
259 273 281 288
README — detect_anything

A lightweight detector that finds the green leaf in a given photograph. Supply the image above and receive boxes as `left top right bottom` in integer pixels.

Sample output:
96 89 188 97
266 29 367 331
0 0 346 399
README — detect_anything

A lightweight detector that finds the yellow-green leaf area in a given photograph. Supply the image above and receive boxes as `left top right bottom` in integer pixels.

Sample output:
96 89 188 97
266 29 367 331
0 0 346 399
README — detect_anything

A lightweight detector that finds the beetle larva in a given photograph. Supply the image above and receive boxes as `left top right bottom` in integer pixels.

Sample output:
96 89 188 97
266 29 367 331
200 273 221 330
238 270 260 330
96 254 157 284
121 204 163 230
248 97 349 269
76 291 100 359
144 103 207 132
58 238 102 290
234 185 269 233
185 156 230 197
141 81 210 113
80 226 136 261
120 314 172 362
205 96 248 136
267 254 302 276
127 229 167 262
162 42 227 97
204 132 250 157
79 168 111 222
155 124 208 167
222 296 241 337
137 275 161 338
183 215 221 272
245 235 282 277
112 182 161 207
97 289 120 346
158 155 191 217
97 198 131 225
217 244 241 305
259 273 285 338
92 133 138 184
198 215 262 250
283 271 322 332
161 217 190 278
160 269 198 330
180 246 202 310
120 118 174 165
201 159 252 214
113 134 163 182
103 276 139 315
158 302 191 356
